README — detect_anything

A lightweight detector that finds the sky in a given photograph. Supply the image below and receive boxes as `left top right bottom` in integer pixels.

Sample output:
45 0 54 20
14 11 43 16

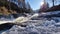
26 0 43 10
26 0 60 10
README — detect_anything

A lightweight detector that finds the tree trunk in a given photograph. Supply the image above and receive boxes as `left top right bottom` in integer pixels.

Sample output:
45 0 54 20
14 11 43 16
8 0 11 10
52 0 54 6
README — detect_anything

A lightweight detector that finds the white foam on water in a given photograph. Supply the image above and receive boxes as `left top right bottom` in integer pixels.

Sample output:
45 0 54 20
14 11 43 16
1 13 60 34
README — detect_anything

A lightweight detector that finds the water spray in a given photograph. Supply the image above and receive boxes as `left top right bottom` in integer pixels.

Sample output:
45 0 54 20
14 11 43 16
14 13 39 24
0 13 39 25
0 13 39 31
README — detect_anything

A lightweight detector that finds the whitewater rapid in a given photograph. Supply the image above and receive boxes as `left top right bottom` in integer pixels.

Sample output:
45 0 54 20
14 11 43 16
1 12 60 34
1 17 60 34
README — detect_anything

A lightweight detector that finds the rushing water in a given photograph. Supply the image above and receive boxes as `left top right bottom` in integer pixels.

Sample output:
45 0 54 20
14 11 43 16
0 17 60 34
0 12 60 34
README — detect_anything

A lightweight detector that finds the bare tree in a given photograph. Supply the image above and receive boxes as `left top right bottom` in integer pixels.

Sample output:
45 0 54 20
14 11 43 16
46 0 60 7
8 0 11 10
52 0 54 6
18 0 20 6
